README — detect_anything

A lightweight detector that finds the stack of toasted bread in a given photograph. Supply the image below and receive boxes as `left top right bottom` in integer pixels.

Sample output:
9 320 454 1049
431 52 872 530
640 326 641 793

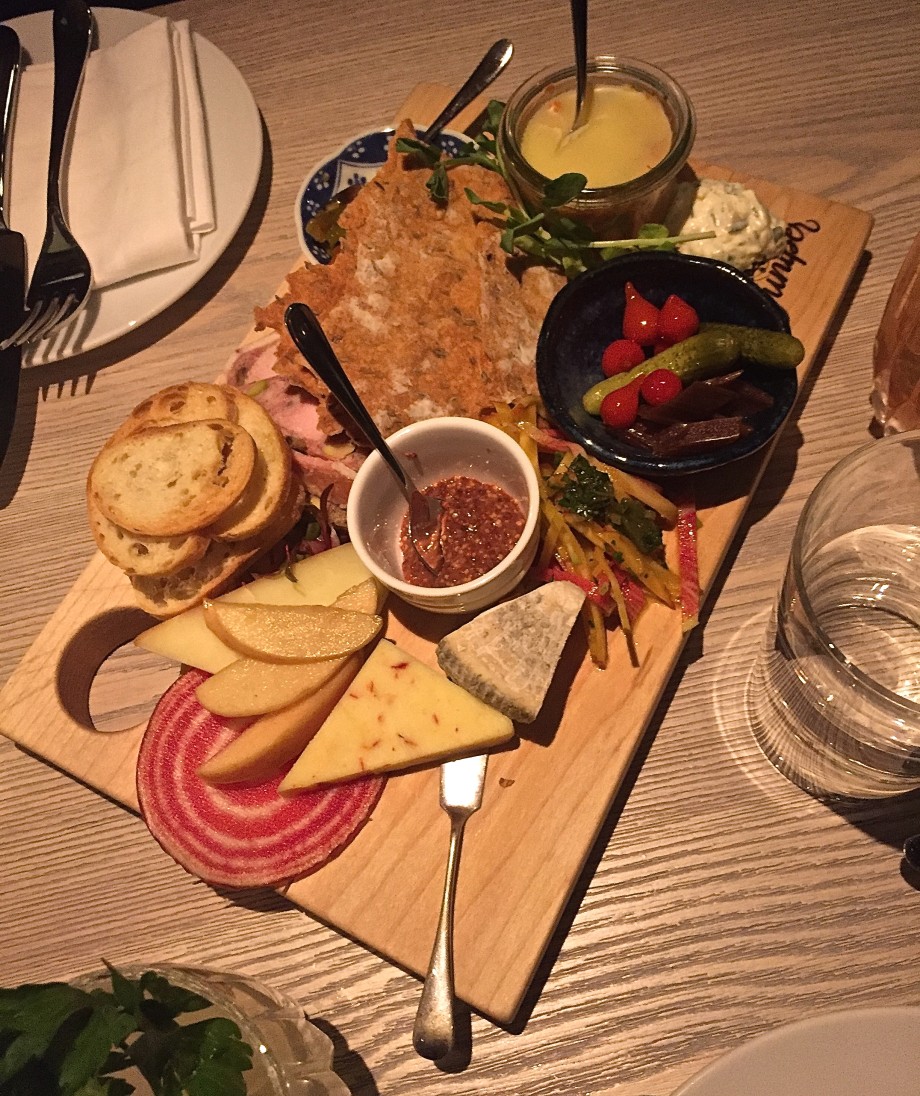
87 382 303 618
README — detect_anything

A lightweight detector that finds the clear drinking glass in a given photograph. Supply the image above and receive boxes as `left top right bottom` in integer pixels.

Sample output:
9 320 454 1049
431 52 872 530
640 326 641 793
747 431 920 799
70 965 349 1096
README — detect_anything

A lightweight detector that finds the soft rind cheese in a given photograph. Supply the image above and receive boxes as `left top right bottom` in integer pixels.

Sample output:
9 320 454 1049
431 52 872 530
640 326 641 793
134 543 377 673
278 640 514 792
436 581 586 723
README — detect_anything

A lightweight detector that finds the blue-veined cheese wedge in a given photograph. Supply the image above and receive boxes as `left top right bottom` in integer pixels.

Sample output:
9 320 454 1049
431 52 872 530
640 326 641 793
278 639 514 792
435 581 586 722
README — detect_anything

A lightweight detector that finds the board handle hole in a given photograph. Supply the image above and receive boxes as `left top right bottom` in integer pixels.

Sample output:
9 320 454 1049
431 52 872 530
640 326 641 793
57 608 178 734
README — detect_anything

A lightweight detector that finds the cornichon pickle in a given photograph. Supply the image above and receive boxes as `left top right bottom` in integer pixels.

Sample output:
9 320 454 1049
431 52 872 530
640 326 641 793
699 323 805 369
582 331 740 416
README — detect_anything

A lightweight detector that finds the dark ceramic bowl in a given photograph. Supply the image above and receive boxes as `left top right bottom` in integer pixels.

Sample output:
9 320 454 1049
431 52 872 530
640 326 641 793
535 251 798 477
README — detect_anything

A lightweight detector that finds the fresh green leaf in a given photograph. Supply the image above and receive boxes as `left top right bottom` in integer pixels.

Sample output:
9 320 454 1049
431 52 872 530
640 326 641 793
555 456 615 521
463 189 508 215
394 136 441 166
616 497 664 556
0 984 90 1083
542 172 587 207
0 967 254 1096
58 1000 135 1096
553 457 663 556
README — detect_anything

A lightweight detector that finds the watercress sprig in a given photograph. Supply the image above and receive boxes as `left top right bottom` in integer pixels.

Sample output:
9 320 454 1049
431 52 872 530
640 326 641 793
396 99 713 277
0 963 253 1096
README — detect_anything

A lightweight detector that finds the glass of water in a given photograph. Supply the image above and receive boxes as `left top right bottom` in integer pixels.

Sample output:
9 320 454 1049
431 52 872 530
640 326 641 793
747 430 920 799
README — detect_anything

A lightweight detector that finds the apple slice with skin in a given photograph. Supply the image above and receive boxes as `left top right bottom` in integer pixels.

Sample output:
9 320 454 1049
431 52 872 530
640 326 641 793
195 579 383 717
202 600 382 663
197 654 362 785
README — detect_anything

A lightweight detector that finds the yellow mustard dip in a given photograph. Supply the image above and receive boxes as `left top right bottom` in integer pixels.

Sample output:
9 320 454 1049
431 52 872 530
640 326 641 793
520 84 672 188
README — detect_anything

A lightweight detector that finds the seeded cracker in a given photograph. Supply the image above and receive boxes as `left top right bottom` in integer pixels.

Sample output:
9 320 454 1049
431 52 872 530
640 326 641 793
254 119 565 443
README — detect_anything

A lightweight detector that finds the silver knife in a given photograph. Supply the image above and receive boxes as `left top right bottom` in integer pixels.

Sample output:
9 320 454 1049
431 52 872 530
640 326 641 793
413 752 489 1061
0 24 24 468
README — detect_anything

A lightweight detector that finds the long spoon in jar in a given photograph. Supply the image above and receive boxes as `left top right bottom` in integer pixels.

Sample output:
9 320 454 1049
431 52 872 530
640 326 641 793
569 0 590 132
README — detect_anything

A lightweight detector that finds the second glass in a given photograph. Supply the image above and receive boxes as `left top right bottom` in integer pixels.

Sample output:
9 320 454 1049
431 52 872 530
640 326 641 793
747 431 920 799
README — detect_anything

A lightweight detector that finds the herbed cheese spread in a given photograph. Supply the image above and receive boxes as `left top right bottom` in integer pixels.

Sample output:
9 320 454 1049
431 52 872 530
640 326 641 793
666 177 787 271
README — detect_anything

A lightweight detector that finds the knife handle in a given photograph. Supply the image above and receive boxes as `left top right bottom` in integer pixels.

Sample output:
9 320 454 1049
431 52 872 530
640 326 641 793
46 0 92 210
0 25 20 230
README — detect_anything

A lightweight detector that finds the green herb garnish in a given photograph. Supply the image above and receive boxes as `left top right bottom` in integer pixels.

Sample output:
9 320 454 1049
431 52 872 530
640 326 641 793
396 99 713 277
0 963 253 1096
554 455 663 555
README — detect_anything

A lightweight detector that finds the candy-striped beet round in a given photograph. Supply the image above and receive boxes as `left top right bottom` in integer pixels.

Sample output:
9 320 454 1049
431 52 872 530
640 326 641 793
137 669 385 888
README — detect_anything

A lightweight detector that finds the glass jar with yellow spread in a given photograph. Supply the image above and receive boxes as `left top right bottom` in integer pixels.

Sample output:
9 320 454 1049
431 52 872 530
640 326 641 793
497 57 695 238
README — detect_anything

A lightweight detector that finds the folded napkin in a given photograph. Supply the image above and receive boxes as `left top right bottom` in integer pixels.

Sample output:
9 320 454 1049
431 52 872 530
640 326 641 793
8 17 215 290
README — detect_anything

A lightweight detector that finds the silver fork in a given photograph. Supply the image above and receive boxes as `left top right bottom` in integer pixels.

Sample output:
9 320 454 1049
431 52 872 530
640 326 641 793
0 0 92 352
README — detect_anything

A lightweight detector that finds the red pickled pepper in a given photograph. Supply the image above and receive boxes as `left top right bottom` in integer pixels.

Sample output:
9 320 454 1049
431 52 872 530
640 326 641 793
601 338 645 377
622 282 660 346
658 293 700 344
600 381 641 428
640 368 683 405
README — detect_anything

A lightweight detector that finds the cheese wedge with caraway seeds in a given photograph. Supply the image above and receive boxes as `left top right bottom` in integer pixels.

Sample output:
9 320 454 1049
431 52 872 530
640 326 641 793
436 581 587 723
278 639 514 792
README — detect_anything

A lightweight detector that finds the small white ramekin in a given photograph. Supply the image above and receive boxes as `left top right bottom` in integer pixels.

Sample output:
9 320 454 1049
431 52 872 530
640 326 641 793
346 417 540 614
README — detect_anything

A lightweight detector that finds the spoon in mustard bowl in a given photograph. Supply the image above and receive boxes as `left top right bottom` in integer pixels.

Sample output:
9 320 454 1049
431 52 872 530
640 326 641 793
284 302 444 574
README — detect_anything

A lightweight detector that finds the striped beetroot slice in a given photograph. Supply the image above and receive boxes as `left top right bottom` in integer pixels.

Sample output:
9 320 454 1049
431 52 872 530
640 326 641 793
136 669 385 889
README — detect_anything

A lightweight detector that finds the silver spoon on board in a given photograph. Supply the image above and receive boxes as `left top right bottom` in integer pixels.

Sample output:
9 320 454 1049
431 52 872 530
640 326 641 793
284 302 444 574
569 0 590 132
305 38 514 255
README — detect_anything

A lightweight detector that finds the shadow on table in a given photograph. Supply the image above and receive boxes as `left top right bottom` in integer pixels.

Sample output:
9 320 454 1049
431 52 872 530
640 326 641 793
310 1017 380 1095
824 792 920 889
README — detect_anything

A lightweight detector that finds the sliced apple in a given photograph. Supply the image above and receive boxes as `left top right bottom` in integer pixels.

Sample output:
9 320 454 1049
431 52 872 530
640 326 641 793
195 655 350 717
197 654 362 785
202 600 382 663
194 578 385 716
134 543 377 673
332 577 382 615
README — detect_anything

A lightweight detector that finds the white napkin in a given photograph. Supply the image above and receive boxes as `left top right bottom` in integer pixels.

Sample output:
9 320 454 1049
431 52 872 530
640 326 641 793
8 17 215 290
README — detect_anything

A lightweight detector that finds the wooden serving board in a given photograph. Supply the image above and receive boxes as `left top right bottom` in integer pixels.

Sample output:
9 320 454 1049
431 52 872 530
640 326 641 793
0 86 873 1025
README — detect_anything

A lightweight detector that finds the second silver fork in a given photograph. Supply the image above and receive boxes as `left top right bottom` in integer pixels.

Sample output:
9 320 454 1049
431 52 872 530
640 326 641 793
0 0 92 352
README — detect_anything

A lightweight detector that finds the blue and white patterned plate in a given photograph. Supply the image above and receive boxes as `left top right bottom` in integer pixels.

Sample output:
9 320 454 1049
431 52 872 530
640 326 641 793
296 128 470 264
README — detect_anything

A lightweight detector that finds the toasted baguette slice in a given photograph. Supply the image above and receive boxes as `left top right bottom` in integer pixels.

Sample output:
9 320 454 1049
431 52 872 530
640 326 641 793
130 479 306 618
109 382 238 444
89 419 257 537
207 387 293 542
87 492 210 577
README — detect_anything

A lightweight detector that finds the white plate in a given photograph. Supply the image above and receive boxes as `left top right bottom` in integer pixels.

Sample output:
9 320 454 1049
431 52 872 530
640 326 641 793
5 8 263 367
674 1008 920 1096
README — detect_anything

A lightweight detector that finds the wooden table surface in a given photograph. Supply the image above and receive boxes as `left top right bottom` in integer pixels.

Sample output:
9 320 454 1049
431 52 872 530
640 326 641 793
2 0 919 1093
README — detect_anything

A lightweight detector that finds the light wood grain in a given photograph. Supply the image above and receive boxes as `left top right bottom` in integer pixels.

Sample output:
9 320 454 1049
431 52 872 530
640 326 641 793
1 0 918 1091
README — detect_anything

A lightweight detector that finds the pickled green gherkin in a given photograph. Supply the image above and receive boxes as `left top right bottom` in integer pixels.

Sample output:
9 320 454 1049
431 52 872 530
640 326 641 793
582 331 739 415
582 326 805 416
698 323 805 369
